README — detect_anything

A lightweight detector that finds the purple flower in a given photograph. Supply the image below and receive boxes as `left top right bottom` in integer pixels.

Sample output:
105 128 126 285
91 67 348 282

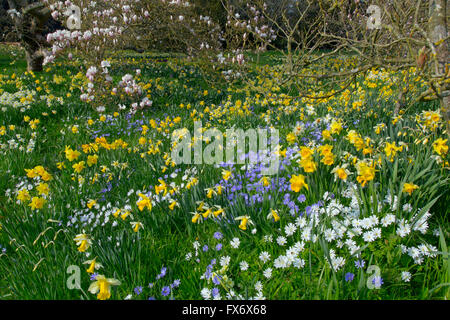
297 194 306 203
213 232 223 240
161 286 171 296
355 259 365 269
345 273 354 282
171 279 181 288
305 206 312 215
212 287 220 297
215 243 223 251
372 276 383 288
203 245 209 252
156 266 167 280
134 286 143 295
90 273 98 281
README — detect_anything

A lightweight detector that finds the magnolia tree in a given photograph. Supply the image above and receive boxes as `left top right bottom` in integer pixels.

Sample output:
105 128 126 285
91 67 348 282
41 0 232 112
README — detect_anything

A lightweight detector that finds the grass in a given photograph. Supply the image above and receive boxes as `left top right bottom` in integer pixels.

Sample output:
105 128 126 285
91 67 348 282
0 44 449 300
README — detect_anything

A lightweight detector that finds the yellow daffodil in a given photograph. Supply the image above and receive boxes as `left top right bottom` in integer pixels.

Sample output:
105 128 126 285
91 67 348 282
155 179 168 196
205 187 217 199
72 161 85 174
222 170 232 181
432 138 448 156
322 129 332 141
331 164 351 181
17 188 31 202
235 215 253 231
267 209 280 222
168 200 178 211
137 193 152 211
286 132 297 144
403 183 419 195
120 211 131 220
65 146 81 161
213 205 225 218
356 161 376 187
36 183 49 196
191 212 202 224
88 275 121 300
113 208 121 218
202 208 212 219
87 155 98 167
74 234 92 252
29 197 46 210
83 258 103 273
260 176 271 187
131 221 143 232
87 199 97 209
290 174 309 192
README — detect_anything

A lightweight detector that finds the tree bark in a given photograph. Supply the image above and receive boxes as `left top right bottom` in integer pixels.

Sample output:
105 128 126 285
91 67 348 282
25 49 44 71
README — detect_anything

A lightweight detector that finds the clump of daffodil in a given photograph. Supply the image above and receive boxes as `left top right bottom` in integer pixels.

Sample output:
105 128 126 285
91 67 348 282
25 165 52 181
83 257 103 274
88 275 121 300
74 233 92 252
235 215 254 231
299 157 317 173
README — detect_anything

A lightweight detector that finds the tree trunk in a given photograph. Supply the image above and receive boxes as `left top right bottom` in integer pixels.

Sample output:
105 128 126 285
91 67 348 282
429 0 449 135
7 0 50 72
287 37 293 74
25 49 44 71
